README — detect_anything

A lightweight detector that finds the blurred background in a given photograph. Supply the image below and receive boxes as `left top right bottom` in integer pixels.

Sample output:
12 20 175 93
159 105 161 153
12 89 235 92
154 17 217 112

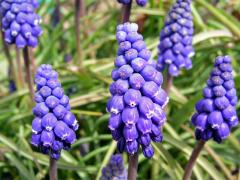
0 0 240 179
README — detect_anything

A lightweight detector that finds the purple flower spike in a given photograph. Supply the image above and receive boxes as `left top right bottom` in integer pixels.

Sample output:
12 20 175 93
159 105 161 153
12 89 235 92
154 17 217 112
31 64 79 160
117 0 147 7
191 56 238 143
107 23 168 158
157 0 194 76
100 154 127 180
0 0 42 48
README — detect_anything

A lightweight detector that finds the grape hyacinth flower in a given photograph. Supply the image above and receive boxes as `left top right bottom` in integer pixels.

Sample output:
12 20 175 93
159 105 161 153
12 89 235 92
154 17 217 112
31 64 79 160
117 0 147 7
9 79 16 93
0 0 42 48
100 154 127 180
107 22 168 159
157 0 194 76
191 56 238 143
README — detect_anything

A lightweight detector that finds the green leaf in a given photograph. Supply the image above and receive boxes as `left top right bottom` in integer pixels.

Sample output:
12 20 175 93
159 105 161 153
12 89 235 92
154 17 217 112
0 133 97 173
5 153 36 180
96 141 117 180
152 143 183 180
195 0 240 38
164 135 225 180
193 30 233 45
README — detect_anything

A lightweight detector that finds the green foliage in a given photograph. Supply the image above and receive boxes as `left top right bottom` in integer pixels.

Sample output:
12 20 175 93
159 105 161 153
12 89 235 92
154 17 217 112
0 0 240 179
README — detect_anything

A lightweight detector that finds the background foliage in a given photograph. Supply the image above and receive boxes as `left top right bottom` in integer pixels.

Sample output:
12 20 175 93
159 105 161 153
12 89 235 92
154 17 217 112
0 0 240 179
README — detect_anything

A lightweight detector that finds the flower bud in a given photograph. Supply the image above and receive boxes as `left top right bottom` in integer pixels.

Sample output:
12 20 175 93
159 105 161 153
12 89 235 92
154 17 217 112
122 107 139 126
208 111 223 129
129 73 145 89
123 89 141 107
32 117 42 134
41 130 54 147
139 97 154 119
125 140 138 154
138 134 151 147
137 116 152 134
142 145 154 158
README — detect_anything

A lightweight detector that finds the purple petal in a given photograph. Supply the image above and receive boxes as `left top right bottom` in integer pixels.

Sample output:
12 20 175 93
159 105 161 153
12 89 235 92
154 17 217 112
40 130 54 147
54 121 70 140
31 134 41 147
207 111 224 129
139 97 154 119
137 116 152 134
108 113 122 130
109 95 125 114
125 140 138 155
52 140 63 151
32 117 42 134
138 134 151 147
123 89 141 107
45 96 60 109
63 111 77 127
123 125 138 142
142 145 154 158
53 105 67 119
33 102 49 117
129 73 145 90
141 81 158 98
122 107 139 126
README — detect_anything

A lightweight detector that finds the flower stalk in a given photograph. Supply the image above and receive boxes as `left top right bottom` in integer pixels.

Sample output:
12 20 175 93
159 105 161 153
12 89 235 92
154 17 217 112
183 140 206 180
16 47 25 89
165 73 173 95
23 47 34 100
49 158 58 180
122 0 132 23
127 153 139 180
75 0 85 67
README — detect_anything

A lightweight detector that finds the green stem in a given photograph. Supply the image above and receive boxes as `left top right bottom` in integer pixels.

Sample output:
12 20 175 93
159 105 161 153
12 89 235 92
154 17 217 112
16 47 25 89
183 140 206 180
75 0 85 67
164 72 173 95
195 0 240 38
204 145 233 180
49 158 58 180
122 0 132 23
96 141 117 179
23 47 34 101
128 153 139 180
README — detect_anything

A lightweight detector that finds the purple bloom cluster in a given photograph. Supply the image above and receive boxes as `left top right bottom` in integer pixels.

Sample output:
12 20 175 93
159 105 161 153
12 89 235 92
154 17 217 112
117 0 147 7
191 56 238 143
100 154 127 180
31 64 79 160
157 0 194 76
107 22 168 158
0 0 42 48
